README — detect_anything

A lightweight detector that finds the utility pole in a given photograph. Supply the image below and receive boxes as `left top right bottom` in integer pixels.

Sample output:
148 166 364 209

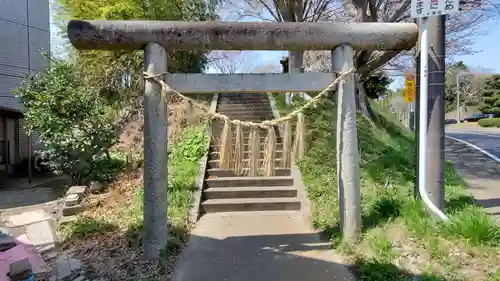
414 18 421 199
456 73 462 122
426 15 446 211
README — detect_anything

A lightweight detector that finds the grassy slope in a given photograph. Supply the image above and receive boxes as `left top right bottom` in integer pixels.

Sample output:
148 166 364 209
275 94 500 281
59 125 207 280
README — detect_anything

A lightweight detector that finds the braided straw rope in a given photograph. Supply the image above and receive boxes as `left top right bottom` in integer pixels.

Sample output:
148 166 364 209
144 69 355 176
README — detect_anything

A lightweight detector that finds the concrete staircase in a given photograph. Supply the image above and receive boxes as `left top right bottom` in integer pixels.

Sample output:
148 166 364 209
200 93 302 214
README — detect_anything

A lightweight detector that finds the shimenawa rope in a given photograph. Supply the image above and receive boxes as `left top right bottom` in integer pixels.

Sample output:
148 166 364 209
144 69 354 176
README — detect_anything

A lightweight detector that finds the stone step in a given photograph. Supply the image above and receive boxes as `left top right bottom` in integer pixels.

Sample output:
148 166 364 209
217 107 272 112
218 98 270 102
211 114 275 120
208 151 284 160
205 176 293 188
204 186 297 199
207 159 283 169
216 106 274 111
210 143 284 152
218 94 269 99
216 103 272 108
211 116 275 122
217 102 270 107
206 168 291 177
201 197 301 213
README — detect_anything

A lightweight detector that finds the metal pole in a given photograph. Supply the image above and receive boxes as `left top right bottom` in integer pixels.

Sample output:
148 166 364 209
417 17 448 221
332 44 361 242
456 73 461 122
3 118 8 175
28 132 32 183
415 18 420 198
143 42 168 260
427 15 446 212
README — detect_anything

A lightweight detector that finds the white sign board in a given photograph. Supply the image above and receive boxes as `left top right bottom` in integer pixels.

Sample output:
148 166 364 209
411 0 460 18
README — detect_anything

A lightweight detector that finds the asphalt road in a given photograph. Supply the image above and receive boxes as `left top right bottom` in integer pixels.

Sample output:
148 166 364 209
446 128 500 159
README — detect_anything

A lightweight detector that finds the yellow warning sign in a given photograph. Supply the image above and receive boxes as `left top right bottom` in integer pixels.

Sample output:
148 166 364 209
404 73 415 103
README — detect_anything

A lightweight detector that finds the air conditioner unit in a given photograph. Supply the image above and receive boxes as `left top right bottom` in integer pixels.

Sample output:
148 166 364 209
33 153 43 172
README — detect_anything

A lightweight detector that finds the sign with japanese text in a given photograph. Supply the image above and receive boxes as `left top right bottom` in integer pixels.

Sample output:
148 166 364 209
404 73 416 103
411 0 460 18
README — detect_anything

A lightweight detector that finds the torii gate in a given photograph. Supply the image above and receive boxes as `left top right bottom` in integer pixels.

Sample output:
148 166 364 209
67 20 418 259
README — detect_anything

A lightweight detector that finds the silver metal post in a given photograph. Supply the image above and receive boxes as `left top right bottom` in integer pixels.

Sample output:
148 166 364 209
456 73 461 122
143 42 168 260
418 17 448 222
332 44 361 242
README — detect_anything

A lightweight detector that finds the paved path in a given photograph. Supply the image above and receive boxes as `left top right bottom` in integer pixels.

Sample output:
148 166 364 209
172 211 355 281
445 128 500 219
0 180 104 281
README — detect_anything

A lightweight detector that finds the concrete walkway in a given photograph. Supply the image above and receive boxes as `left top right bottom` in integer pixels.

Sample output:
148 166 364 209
0 181 105 281
445 137 500 219
172 211 355 281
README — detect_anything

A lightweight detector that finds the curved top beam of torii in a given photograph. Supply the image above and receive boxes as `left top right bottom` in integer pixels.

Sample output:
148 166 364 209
67 20 418 52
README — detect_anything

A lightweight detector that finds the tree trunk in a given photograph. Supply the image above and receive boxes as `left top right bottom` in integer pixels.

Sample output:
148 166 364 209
355 77 377 123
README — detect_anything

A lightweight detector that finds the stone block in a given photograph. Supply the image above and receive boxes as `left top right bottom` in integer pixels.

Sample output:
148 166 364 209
89 181 104 194
9 258 32 281
25 221 56 254
63 205 85 216
66 186 87 196
6 211 51 227
65 194 80 207
55 255 72 280
59 215 78 224
0 227 16 251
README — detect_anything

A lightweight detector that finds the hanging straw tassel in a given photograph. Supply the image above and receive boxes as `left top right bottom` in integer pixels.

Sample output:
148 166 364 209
233 122 245 175
293 113 306 161
219 119 233 171
248 127 261 176
262 126 277 176
281 121 292 168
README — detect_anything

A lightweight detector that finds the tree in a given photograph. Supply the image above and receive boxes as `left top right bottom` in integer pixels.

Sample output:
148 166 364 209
444 61 492 113
222 0 499 119
55 0 221 103
14 58 120 184
208 51 259 73
478 75 500 115
253 61 282 73
445 61 469 112
363 73 393 99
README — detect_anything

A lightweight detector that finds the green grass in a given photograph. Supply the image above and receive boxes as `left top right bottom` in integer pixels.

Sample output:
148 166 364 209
126 125 208 254
274 94 500 281
60 125 208 257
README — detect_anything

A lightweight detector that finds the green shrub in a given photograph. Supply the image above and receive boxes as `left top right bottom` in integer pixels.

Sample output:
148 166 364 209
14 58 119 184
478 118 500 127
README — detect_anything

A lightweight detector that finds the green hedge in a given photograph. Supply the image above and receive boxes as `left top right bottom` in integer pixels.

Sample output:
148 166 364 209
478 118 500 127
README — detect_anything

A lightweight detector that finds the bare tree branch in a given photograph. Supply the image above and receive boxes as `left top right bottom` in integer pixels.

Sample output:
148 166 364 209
223 0 499 77
208 51 260 73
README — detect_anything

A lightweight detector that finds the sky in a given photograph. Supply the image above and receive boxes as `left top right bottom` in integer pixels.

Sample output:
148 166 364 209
455 26 500 73
50 0 500 86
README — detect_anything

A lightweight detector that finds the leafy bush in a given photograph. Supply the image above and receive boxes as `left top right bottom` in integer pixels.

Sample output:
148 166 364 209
14 58 120 184
479 75 500 115
478 118 500 127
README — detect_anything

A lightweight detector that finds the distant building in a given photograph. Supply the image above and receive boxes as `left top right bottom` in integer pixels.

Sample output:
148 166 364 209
0 0 50 175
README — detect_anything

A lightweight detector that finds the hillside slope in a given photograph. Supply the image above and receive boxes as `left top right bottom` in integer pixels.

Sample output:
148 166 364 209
275 95 500 281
